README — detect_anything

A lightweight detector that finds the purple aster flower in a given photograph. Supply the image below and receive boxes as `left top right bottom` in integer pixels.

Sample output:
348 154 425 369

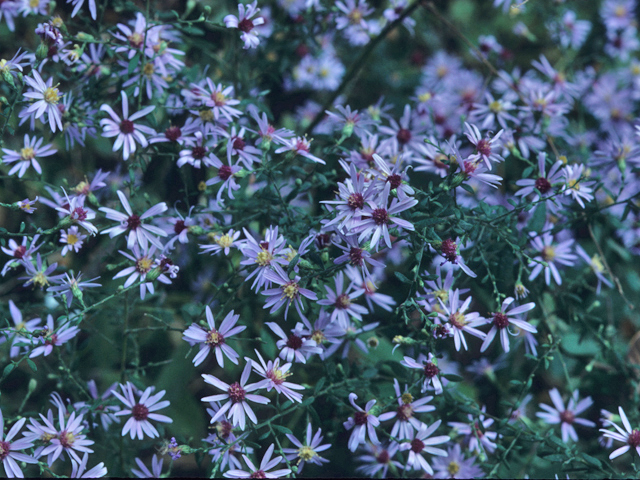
464 122 504 170
262 264 318 320
449 406 499 455
378 378 435 440
575 245 613 294
55 191 98 236
561 163 595 208
400 420 449 474
274 136 325 164
112 244 172 300
223 444 291 478
112 382 173 440
29 315 80 358
401 353 444 395
2 300 41 358
70 452 108 478
205 156 243 202
266 322 322 364
182 80 241 121
317 271 368 328
131 454 163 478
343 393 380 452
99 91 155 160
536 388 595 443
60 226 87 256
431 443 484 479
515 152 564 199
322 163 376 230
355 443 402 477
378 104 425 155
481 297 537 353
344 265 395 312
100 190 168 250
437 289 486 352
283 423 330 472
0 408 37 477
249 349 304 403
355 182 417 251
47 272 101 308
224 1 265 50
38 408 94 465
600 406 640 459
437 238 476 278
21 70 63 132
1 134 56 177
528 225 577 286
550 10 591 50
239 226 288 292
202 361 269 431
19 253 64 289
182 307 246 367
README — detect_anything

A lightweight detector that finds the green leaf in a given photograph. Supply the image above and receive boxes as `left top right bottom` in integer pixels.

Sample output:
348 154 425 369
362 368 377 379
442 374 463 382
27 359 37 372
257 430 271 441
314 377 326 394
273 424 293 435
527 202 546 233
3 363 14 378
394 272 411 284
128 53 141 75
561 332 600 356
543 454 566 462
581 454 602 468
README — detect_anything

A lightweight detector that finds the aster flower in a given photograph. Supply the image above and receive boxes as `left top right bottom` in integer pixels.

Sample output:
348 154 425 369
0 408 37 478
599 406 640 459
205 156 243 202
224 444 291 478
343 393 380 452
201 229 243 256
550 10 592 50
182 80 242 121
283 423 330 472
355 443 403 477
73 380 121 431
343 264 395 312
528 225 577 286
202 361 270 430
274 136 326 164
437 289 486 352
47 272 101 308
378 379 435 440
401 353 444 394
239 226 288 292
399 420 450 474
248 105 294 149
112 382 173 440
378 104 425 154
178 131 220 169
471 92 517 130
55 191 98 236
131 454 163 478
0 2 19 32
464 122 504 170
16 197 38 214
575 245 613 294
249 350 305 403
266 322 322 364
480 297 537 353
437 238 476 278
112 245 173 300
449 407 499 455
2 300 41 358
322 163 376 230
182 307 246 367
21 70 63 132
38 407 94 465
536 388 595 443
70 452 108 478
20 253 64 289
431 443 484 479
1 134 56 177
2 235 42 276
515 152 564 199
99 190 168 250
262 264 318 320
561 163 595 208
317 271 368 328
99 91 156 161
60 226 87 256
224 1 265 49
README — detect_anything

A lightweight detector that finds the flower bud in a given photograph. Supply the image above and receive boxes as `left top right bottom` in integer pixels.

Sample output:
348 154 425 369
146 267 162 282
36 43 49 61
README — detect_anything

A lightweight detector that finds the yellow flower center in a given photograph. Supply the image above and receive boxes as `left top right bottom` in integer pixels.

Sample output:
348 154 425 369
567 178 580 191
0 59 7 73
41 432 56 442
319 67 329 78
136 257 153 273
20 147 35 160
436 66 448 78
448 461 461 475
33 271 49 288
66 234 79 245
143 63 155 77
349 10 363 23
591 255 605 273
285 246 298 262
615 5 627 17
256 250 273 266
29 0 39 7
542 246 556 262
418 92 432 102
44 87 61 105
199 109 214 122
434 288 448 303
298 445 317 461
215 234 234 249
489 100 502 112
311 330 326 344
211 91 227 106
283 282 299 299
631 64 640 76
401 392 413 404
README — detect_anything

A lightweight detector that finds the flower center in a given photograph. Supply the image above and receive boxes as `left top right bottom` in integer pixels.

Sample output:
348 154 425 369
20 147 35 160
560 410 575 424
211 92 227 106
489 100 502 113
311 330 326 344
286 334 303 350
228 382 246 403
66 234 79 245
191 146 207 160
232 137 246 151
387 174 402 189
410 438 425 453
44 86 61 104
535 177 551 193
441 238 457 263
0 440 10 461
541 246 556 262
591 254 604 273
216 420 233 439
396 128 412 145
129 32 144 48
132 403 149 420
14 245 27 259
250 471 266 479
448 461 461 475
165 126 182 142
449 311 467 329
396 403 414 421
423 362 439 378
218 165 233 180
59 430 76 448
298 445 317 461
72 207 88 221
199 109 214 122
174 220 187 234
256 250 273 266
33 271 50 288
126 214 142 230
266 368 288 385
238 18 255 33
335 293 351 310
376 450 390 464
371 208 390 226
347 193 364 210
205 329 225 347
476 138 492 157
349 247 363 266
136 256 153 274
353 411 369 426
493 312 510 329
216 234 234 249
282 282 299 300
629 430 640 448
120 119 135 134
143 62 155 77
